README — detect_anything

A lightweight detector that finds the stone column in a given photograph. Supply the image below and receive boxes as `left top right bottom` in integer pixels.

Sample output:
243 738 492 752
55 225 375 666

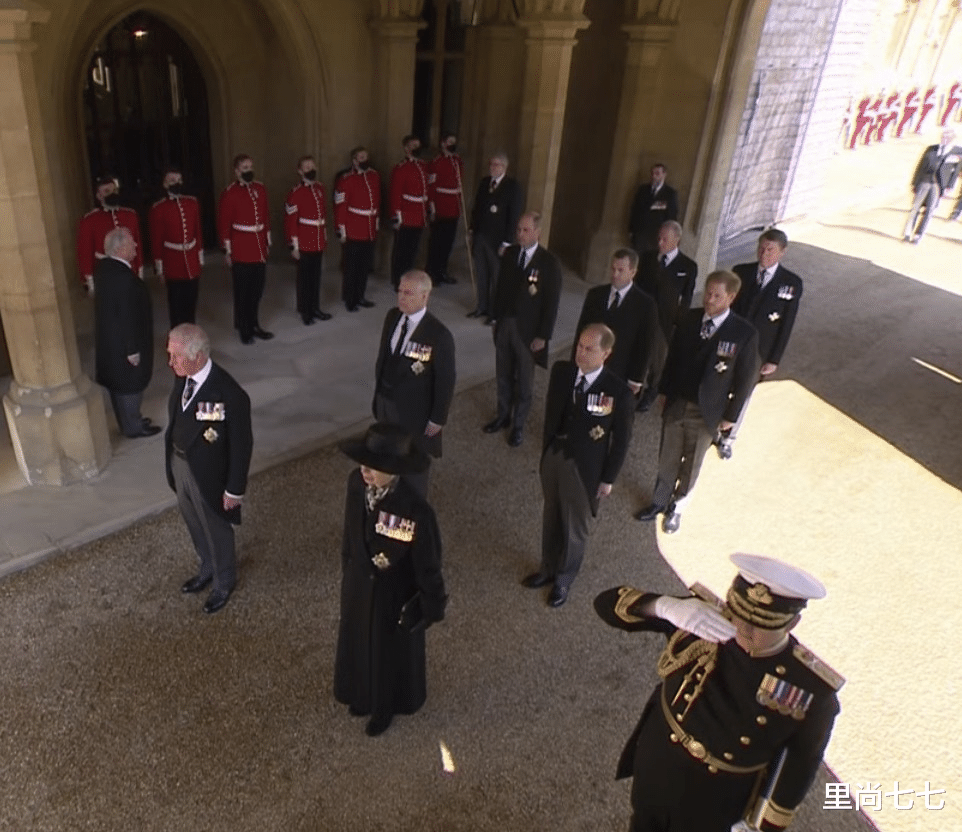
516 2 589 246
0 2 110 485
585 9 677 283
369 2 425 168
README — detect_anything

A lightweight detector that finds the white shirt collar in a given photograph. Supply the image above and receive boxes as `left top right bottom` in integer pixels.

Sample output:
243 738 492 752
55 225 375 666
610 283 631 302
661 248 678 265
702 308 730 329
109 256 132 268
576 366 604 389
521 242 539 260
394 307 427 350
758 264 777 289
183 358 212 409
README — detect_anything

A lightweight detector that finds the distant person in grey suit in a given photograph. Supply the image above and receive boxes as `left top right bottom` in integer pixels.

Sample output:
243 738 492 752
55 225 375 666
903 128 962 242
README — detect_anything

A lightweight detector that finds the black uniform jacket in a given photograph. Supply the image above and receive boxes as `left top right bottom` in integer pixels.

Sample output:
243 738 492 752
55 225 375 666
492 243 562 368
911 143 962 195
334 470 447 716
635 250 699 341
628 183 679 249
94 256 154 395
732 263 803 367
470 175 524 249
594 587 841 832
165 363 253 524
374 308 456 458
542 361 634 516
574 284 658 385
660 308 760 431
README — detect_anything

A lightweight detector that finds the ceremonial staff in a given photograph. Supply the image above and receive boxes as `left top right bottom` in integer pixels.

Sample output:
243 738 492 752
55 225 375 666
454 160 477 295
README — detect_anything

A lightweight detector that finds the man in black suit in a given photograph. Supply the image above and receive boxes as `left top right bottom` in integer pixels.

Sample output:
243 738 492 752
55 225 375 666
723 228 803 459
483 211 563 447
374 270 456 496
635 271 759 534
903 128 962 242
634 221 698 411
524 324 634 607
165 324 253 615
468 153 524 321
574 248 658 397
94 228 160 439
628 163 679 255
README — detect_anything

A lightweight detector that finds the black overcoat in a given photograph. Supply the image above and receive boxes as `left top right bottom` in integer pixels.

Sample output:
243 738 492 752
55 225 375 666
574 284 658 385
94 256 154 394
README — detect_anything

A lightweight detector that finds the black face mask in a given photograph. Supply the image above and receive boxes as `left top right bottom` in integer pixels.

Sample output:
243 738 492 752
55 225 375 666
167 183 183 196
102 193 121 208
356 161 370 171
241 170 255 183
302 169 317 181
445 143 458 153
409 147 422 159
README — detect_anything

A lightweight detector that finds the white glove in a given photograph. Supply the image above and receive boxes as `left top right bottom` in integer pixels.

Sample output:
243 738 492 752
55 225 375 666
654 596 736 643
198 249 205 267
84 275 94 296
154 260 164 281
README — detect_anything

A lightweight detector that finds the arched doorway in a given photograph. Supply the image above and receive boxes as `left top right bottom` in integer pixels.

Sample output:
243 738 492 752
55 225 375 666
82 11 217 249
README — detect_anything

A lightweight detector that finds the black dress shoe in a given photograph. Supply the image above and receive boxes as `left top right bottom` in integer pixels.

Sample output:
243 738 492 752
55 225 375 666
202 589 232 615
240 334 255 344
508 428 523 447
634 503 664 522
181 575 212 594
252 327 274 340
348 704 368 717
346 305 359 312
365 714 393 737
358 298 375 308
313 309 332 321
548 585 569 607
466 309 484 318
126 424 162 438
483 417 509 433
301 315 316 326
521 572 551 589
484 317 495 326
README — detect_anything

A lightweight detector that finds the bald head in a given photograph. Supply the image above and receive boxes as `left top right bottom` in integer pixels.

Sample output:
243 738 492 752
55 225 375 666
104 227 136 262
397 270 432 315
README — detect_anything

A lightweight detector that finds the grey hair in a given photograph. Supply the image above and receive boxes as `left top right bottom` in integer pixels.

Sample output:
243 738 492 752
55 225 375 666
168 323 211 361
103 227 133 257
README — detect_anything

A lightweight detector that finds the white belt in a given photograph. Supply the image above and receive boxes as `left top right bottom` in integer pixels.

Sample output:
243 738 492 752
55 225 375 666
298 218 325 226
435 187 460 195
164 239 196 251
348 207 377 216
95 252 106 259
232 223 264 232
402 194 428 203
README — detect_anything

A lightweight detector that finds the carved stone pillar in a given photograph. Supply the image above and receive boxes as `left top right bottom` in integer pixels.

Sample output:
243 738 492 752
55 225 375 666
516 3 589 246
585 4 677 283
0 1 111 486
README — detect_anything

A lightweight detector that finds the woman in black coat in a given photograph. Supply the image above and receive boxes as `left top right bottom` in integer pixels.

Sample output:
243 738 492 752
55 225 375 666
334 423 447 736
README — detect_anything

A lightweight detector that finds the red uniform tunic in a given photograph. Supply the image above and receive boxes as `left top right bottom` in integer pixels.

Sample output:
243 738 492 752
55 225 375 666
334 169 381 242
284 182 328 253
428 153 464 220
389 158 429 228
218 181 270 263
76 206 143 282
149 195 203 280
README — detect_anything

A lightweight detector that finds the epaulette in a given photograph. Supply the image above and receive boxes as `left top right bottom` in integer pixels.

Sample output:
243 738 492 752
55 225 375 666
82 207 102 218
151 197 166 208
793 644 845 691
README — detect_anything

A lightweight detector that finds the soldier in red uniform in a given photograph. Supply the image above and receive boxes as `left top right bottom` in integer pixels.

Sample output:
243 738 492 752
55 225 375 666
389 135 429 289
149 169 204 327
425 132 463 286
76 176 143 294
284 155 332 325
218 154 273 345
334 146 381 312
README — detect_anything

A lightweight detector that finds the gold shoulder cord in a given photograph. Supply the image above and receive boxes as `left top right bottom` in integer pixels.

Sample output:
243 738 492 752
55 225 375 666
657 630 719 722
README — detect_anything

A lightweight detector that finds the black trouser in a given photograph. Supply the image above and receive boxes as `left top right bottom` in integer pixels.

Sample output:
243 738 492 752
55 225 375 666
391 226 422 288
342 240 374 309
425 217 457 284
494 317 535 430
296 251 323 316
231 261 266 338
166 278 200 328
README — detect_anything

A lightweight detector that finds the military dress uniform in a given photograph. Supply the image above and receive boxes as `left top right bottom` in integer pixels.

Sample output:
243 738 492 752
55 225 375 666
284 179 329 321
218 180 270 342
149 194 203 327
595 563 843 832
77 205 143 288
334 166 381 310
389 156 430 288
425 151 463 284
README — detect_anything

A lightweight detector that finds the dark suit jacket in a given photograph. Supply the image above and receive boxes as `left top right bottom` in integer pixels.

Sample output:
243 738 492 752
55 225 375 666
94 256 153 394
911 144 962 196
542 362 634 516
574 284 658 385
470 176 524 249
732 262 803 367
374 308 456 457
628 183 679 251
492 243 562 368
635 250 698 340
165 363 253 524
660 308 760 431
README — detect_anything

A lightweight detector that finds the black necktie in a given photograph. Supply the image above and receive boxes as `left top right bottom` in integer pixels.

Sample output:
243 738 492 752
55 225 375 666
608 290 619 311
519 249 527 269
700 319 715 340
182 377 196 410
757 268 766 287
394 316 409 356
660 254 668 268
573 374 587 403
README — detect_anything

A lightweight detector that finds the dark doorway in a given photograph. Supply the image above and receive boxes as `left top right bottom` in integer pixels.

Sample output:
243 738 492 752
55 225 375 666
82 12 217 253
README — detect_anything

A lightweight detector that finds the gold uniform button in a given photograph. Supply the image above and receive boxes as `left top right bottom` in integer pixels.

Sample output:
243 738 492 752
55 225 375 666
740 736 751 745
707 765 718 774
683 694 692 701
669 733 678 743
723 752 734 761
756 715 768 726
775 665 786 675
